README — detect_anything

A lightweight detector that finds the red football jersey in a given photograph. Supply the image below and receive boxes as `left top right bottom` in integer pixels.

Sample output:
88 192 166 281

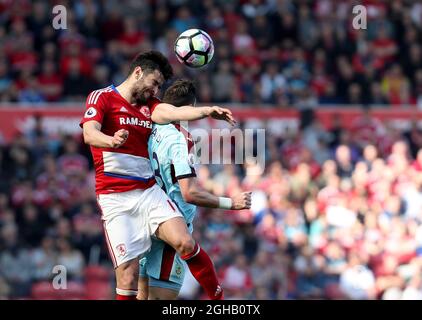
80 85 160 194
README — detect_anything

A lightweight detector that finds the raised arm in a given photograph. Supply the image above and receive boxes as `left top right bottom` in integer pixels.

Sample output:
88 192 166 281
178 176 251 210
82 120 128 148
151 103 236 126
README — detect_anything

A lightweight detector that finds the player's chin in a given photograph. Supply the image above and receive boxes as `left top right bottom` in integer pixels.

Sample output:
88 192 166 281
134 93 149 105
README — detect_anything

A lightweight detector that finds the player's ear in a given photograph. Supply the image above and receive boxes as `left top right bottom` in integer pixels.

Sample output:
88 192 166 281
134 66 143 80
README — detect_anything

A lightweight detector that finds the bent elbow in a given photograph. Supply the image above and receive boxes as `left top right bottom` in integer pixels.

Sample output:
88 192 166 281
181 189 196 204
152 114 171 125
181 192 192 203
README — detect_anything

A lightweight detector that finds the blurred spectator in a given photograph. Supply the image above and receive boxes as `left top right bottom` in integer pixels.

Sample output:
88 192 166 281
72 202 102 261
31 235 57 281
347 83 364 105
171 6 198 34
57 136 89 177
319 82 341 105
293 245 325 298
250 251 282 295
220 253 253 298
0 276 10 299
18 77 45 103
260 63 287 104
381 64 412 105
37 60 63 102
204 210 233 241
56 237 85 281
335 145 354 178
0 60 12 101
369 82 388 105
19 204 44 246
211 60 236 103
0 223 33 298
118 17 146 58
401 274 422 300
339 252 376 300
63 59 94 101
5 136 33 182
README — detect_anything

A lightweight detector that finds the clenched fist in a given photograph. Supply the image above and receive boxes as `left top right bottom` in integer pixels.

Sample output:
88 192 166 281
110 129 129 148
231 192 252 210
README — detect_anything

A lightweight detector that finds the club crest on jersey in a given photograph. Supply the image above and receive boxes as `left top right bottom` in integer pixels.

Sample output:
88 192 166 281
116 244 127 257
84 107 97 118
175 263 183 277
139 106 151 118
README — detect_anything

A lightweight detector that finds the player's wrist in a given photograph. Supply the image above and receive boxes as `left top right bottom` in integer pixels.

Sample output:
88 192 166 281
218 197 232 209
202 106 212 117
107 135 116 148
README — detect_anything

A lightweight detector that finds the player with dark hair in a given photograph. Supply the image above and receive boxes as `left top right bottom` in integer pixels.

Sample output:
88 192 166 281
80 51 235 300
138 79 251 300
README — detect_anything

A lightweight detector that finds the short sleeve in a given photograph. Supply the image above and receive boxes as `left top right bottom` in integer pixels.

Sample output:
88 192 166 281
168 132 196 180
79 90 107 128
147 97 161 115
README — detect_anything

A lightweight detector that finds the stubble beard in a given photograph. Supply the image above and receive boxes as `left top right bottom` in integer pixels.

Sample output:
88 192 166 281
130 80 151 105
131 88 149 105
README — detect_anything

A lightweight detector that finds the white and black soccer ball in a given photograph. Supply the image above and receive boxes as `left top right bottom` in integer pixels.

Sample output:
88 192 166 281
174 29 214 68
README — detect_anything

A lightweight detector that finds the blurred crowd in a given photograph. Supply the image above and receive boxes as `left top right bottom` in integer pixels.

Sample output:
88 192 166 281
1 0 422 106
1 109 422 300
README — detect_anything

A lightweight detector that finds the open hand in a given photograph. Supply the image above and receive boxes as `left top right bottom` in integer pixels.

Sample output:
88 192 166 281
208 106 236 126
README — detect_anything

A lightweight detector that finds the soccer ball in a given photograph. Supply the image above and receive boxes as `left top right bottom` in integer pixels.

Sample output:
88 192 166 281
174 29 214 68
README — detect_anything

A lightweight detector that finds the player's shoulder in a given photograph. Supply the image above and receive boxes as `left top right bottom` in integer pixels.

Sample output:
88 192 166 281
152 124 186 149
148 96 161 106
154 123 181 138
86 85 114 105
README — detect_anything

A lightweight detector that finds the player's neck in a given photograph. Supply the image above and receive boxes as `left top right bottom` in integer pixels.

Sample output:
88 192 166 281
115 81 134 104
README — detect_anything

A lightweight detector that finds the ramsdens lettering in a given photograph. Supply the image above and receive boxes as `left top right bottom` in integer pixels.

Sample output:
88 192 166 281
119 117 152 128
